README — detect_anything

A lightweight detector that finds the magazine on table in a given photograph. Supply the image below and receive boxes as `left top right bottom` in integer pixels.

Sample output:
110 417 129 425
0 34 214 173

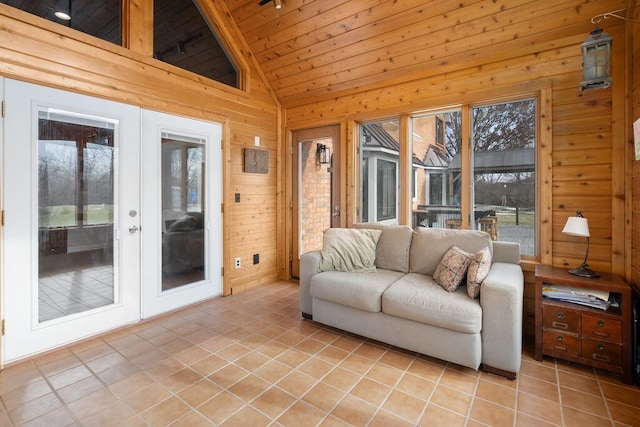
542 284 612 310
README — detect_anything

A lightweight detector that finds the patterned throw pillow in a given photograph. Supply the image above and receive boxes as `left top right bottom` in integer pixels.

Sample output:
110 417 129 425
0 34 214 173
433 246 473 292
466 247 492 299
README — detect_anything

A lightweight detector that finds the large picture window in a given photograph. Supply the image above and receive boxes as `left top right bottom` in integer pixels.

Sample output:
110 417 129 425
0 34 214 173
358 95 538 257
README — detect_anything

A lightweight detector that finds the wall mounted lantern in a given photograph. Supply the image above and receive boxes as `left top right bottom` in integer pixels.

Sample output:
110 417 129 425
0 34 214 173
562 211 600 278
580 26 612 91
317 144 330 165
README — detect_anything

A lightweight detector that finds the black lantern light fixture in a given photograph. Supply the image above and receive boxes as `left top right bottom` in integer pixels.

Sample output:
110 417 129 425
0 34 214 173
580 26 612 91
562 211 600 278
317 144 330 165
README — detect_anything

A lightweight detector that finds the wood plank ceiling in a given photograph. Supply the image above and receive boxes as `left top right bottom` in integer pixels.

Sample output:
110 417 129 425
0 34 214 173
225 0 628 108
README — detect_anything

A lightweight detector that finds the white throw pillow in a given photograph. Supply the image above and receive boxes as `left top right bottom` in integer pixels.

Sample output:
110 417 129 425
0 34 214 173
319 228 382 273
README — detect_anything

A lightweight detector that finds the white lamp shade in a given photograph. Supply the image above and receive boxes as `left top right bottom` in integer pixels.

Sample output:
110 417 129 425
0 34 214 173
562 216 590 237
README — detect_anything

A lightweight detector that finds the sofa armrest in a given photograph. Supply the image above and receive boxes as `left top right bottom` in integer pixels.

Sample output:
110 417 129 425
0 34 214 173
480 262 524 376
300 251 322 317
492 241 521 264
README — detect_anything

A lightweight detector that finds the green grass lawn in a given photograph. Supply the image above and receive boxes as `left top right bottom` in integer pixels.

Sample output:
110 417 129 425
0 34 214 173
40 205 113 227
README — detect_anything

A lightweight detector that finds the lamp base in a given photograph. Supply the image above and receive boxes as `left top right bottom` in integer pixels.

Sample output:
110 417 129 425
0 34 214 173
568 264 600 278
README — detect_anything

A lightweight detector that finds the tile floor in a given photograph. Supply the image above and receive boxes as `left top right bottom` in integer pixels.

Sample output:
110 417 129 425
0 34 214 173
1 281 639 426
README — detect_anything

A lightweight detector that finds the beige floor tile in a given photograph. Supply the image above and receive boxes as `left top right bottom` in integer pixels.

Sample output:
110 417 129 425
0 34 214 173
140 396 190 426
77 399 136 426
295 338 327 355
174 345 211 365
339 353 375 375
470 397 515 426
276 370 317 397
330 395 378 426
124 382 172 413
395 373 436 401
562 405 611 427
520 360 557 384
321 366 362 392
560 386 609 418
56 376 105 404
331 335 364 352
365 362 404 387
215 343 252 362
160 367 204 393
19 406 75 427
379 349 414 371
420 404 466 427
352 342 387 361
253 360 293 384
557 369 601 395
519 374 560 402
302 381 346 412
228 374 270 402
381 389 427 424
606 399 640 427
207 364 249 389
439 368 478 394
7 393 63 425
1 379 52 411
108 371 155 398
170 410 216 427
221 405 271 426
277 401 327 426
190 354 228 376
517 391 562 425
198 390 245 424
407 358 445 382
177 378 222 408
370 408 417 427
515 411 558 426
317 346 351 366
298 357 335 379
599 380 640 407
430 384 472 415
67 387 118 419
350 377 391 406
252 386 297 419
276 348 311 369
475 379 516 408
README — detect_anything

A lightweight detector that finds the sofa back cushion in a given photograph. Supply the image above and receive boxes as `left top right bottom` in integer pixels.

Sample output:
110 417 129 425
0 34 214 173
409 228 493 276
352 223 413 273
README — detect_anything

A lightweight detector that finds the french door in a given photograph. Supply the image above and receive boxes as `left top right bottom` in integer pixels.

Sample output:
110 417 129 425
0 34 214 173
140 110 222 318
1 80 223 363
2 79 141 362
291 125 341 277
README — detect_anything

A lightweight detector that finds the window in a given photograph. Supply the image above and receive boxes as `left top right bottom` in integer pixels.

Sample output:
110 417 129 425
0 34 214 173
360 119 400 224
2 0 122 45
377 160 397 221
359 95 538 257
154 0 240 88
411 111 462 228
471 99 536 256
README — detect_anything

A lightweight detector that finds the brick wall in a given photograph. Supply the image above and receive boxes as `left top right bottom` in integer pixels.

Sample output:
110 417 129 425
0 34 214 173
300 139 332 253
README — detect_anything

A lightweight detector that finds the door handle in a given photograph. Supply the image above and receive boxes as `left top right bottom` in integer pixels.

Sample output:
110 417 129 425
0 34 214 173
129 225 140 234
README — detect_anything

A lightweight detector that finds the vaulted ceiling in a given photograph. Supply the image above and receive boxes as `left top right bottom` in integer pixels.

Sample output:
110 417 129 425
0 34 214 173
225 0 629 108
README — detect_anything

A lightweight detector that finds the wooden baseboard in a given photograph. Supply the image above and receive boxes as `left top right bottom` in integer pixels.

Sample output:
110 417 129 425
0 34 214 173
481 364 517 380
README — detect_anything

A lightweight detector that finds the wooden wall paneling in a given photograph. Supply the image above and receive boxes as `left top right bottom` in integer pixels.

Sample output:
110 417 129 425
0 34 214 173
539 88 553 266
125 0 153 55
630 0 640 287
0 1 281 299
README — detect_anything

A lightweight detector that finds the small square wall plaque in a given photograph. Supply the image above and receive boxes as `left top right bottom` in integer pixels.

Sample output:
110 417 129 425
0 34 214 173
244 147 269 174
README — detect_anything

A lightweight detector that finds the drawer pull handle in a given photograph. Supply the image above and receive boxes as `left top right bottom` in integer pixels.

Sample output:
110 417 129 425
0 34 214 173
598 320 605 327
553 345 567 352
593 330 609 338
556 312 564 319
552 322 568 330
557 336 563 342
598 344 605 351
593 354 610 363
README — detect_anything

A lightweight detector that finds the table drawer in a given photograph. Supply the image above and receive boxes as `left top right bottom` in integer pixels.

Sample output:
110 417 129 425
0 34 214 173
543 330 579 357
543 306 579 332
582 315 622 343
582 339 622 366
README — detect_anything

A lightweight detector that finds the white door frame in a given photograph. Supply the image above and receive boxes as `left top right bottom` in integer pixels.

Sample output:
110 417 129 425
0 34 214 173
2 79 141 363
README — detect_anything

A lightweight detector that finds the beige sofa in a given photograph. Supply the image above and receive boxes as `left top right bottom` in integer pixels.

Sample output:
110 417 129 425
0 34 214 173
299 223 524 379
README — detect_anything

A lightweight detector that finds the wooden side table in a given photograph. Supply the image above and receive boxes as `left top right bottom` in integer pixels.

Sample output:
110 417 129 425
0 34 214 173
535 265 633 384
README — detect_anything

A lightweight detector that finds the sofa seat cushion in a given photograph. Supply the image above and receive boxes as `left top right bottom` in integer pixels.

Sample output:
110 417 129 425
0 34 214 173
381 273 482 334
310 269 405 313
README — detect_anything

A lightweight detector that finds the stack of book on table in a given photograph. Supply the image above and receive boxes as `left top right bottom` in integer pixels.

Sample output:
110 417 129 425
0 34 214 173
542 284 617 311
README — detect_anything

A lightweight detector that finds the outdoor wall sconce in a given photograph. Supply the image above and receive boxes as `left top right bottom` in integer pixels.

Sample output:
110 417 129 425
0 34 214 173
562 211 600 278
580 26 612 91
317 144 330 165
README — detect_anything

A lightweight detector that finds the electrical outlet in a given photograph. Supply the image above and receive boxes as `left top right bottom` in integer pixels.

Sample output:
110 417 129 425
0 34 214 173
234 257 241 269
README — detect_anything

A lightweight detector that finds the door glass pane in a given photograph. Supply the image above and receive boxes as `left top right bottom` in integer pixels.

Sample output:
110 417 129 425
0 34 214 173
410 110 462 228
299 138 332 255
471 99 536 256
162 134 205 291
38 109 116 322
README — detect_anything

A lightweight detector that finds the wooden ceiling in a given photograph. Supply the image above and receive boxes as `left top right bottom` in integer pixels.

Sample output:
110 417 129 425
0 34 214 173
225 0 629 108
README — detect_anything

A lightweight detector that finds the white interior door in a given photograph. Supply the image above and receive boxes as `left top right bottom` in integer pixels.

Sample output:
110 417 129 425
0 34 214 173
141 110 222 318
2 79 141 363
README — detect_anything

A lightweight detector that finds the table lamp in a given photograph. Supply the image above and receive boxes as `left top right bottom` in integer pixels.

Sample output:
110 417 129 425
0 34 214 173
562 211 600 278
